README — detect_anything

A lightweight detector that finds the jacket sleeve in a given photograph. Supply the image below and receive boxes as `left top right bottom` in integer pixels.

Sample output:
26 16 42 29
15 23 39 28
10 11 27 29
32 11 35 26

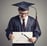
33 20 41 39
5 18 14 40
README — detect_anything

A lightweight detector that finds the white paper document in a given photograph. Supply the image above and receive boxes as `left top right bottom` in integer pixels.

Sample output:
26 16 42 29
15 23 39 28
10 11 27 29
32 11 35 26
12 32 33 44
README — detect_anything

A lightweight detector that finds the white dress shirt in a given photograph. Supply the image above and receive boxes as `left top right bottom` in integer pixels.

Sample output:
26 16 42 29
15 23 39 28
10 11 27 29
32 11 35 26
19 16 28 27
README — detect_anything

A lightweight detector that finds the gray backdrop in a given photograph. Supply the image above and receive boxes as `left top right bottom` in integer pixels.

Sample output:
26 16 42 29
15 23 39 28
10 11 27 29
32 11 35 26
0 0 47 46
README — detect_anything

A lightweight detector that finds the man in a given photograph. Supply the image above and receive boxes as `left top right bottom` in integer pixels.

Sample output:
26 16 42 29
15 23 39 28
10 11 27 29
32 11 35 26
5 1 41 46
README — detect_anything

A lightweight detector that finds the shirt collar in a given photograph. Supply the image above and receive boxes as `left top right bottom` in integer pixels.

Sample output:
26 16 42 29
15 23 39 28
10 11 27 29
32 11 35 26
19 15 28 25
19 15 28 20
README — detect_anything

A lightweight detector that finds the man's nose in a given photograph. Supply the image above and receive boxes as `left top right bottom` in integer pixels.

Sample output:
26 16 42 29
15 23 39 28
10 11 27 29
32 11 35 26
22 13 26 16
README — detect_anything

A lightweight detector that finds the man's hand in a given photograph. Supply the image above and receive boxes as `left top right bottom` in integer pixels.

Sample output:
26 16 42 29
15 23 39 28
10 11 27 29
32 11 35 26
28 37 37 43
9 33 15 40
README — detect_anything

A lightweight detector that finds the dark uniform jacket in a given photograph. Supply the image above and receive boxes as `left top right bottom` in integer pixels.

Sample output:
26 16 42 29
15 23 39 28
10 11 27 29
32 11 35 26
5 15 41 46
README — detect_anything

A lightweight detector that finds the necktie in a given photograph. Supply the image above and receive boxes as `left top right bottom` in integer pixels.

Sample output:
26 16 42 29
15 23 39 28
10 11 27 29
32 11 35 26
22 19 25 31
23 19 25 27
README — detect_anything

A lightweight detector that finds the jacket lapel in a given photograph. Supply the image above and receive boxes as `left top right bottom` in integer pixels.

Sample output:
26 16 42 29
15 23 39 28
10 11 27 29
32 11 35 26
17 15 22 32
25 16 31 31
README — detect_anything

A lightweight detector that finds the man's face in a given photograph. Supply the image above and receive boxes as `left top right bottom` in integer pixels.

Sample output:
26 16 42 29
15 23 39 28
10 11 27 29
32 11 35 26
19 10 29 19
